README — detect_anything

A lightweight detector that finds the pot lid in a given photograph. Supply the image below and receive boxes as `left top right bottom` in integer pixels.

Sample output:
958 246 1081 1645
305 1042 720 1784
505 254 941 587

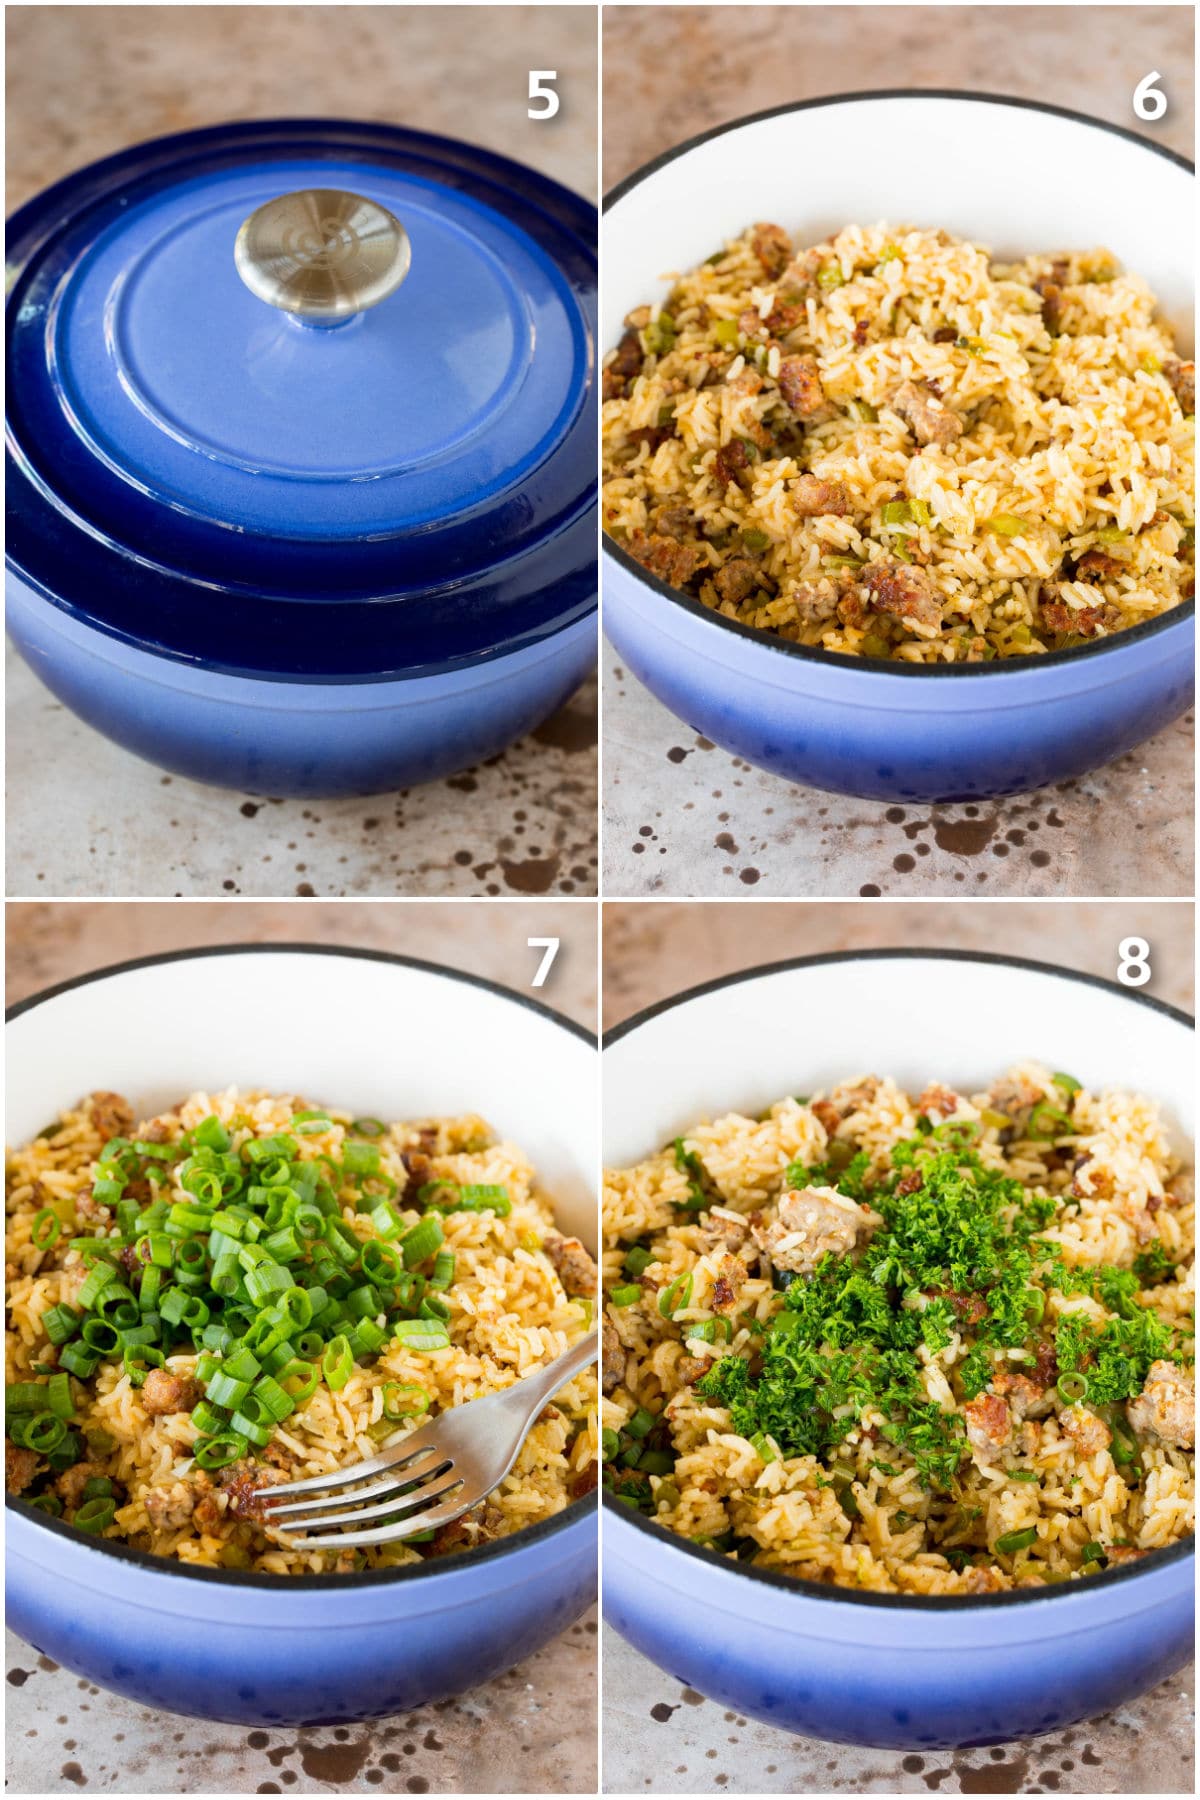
7 119 597 680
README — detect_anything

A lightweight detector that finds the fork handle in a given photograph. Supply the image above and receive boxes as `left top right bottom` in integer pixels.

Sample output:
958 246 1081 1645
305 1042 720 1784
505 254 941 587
507 1330 597 1426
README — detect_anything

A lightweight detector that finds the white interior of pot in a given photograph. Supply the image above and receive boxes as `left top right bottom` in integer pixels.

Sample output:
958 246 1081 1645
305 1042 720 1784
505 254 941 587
604 96 1194 355
604 955 1193 1169
8 950 597 1248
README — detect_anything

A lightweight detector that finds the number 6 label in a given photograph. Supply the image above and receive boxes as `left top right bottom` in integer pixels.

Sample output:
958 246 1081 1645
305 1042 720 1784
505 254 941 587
1133 72 1167 122
528 71 559 120
1117 937 1151 987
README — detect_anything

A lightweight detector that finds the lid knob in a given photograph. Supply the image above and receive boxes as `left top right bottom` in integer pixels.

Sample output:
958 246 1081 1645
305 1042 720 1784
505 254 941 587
234 189 411 323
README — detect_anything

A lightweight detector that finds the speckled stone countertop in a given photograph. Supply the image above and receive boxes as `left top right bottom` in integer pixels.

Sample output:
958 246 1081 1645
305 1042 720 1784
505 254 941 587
600 898 1194 1793
4 5 598 900
601 4 1195 900
5 900 598 1795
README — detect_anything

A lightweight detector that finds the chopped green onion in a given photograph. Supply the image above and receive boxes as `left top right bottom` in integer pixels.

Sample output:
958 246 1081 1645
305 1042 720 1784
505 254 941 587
322 1334 354 1390
1028 1102 1073 1141
45 1372 74 1419
1057 1372 1090 1403
382 1382 430 1420
279 1358 320 1405
609 1285 642 1308
400 1215 444 1271
1080 1541 1105 1564
1052 1072 1082 1095
42 1303 81 1346
31 1208 61 1249
658 1272 694 1320
625 1406 656 1441
73 1497 118 1534
1006 1468 1041 1482
390 1320 451 1352
194 1433 247 1470
24 1412 68 1453
817 262 845 290
994 1527 1038 1554
881 500 912 527
428 1250 456 1292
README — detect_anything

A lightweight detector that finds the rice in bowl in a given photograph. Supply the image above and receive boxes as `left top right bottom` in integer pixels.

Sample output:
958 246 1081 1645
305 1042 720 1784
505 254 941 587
7 1088 598 1571
602 1064 1194 1594
602 222 1195 663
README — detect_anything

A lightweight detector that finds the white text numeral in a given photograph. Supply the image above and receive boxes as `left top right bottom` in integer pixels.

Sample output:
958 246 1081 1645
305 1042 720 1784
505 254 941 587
528 937 560 987
1117 937 1152 988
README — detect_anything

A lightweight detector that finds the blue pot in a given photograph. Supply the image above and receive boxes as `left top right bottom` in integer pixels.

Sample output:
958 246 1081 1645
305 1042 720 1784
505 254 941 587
602 91 1194 803
602 949 1196 1747
604 1501 1192 1750
6 943 600 1725
604 550 1193 802
8 1500 595 1726
6 120 597 797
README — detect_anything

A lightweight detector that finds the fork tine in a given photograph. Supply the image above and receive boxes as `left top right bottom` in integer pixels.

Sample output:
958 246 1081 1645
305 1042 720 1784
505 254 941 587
261 1450 448 1520
280 1490 478 1550
260 1435 434 1500
276 1469 463 1536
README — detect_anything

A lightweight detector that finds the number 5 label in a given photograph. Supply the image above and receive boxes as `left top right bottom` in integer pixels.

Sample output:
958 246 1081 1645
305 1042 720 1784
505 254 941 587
528 71 559 120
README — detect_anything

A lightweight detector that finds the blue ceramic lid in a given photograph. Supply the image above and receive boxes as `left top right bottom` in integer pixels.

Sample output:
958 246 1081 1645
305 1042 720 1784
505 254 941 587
7 120 597 680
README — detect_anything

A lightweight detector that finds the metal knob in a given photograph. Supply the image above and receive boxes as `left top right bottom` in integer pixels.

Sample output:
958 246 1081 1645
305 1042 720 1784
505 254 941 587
234 189 411 323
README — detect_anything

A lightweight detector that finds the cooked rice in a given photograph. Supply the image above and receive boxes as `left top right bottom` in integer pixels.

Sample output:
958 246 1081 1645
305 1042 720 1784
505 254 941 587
602 223 1195 662
7 1090 597 1572
602 1065 1194 1594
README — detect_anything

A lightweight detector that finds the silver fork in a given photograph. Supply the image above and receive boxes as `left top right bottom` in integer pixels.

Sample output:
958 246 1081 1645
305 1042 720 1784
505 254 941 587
258 1333 596 1548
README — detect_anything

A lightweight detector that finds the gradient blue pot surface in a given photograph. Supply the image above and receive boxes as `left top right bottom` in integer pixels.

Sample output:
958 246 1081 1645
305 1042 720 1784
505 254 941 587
605 1502 1193 1750
6 118 598 795
7 1496 595 1726
8 567 595 798
604 552 1194 803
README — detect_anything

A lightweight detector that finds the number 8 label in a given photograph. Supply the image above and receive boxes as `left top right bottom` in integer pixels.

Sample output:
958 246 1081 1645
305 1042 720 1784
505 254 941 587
1117 937 1152 987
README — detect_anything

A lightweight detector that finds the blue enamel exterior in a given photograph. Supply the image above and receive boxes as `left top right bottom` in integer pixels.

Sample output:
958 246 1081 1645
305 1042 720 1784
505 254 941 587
6 120 597 791
7 1497 595 1726
604 549 1194 802
8 567 595 796
604 1501 1194 1750
7 119 596 683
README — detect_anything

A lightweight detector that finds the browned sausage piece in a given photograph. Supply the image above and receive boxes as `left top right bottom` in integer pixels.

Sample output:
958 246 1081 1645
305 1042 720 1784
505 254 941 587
713 439 751 491
713 558 760 605
627 530 707 588
751 223 792 278
863 562 943 632
543 1233 598 1298
6 1442 40 1495
1074 550 1125 582
890 379 964 448
86 1091 134 1142
141 1368 204 1416
1040 598 1107 638
778 355 831 419
792 474 849 518
1164 358 1195 415
602 1314 625 1393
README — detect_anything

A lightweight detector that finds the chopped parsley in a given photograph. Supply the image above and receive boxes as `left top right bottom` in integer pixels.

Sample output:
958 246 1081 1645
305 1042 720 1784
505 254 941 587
697 1129 1183 1492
